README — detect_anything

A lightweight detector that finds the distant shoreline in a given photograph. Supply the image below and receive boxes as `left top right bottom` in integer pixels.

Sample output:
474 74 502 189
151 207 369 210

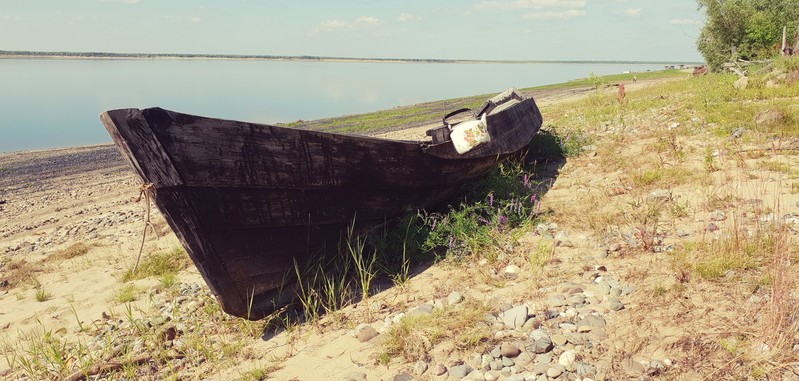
0 50 701 66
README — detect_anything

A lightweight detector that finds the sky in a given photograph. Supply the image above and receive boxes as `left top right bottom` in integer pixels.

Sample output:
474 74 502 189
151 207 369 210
0 1 705 62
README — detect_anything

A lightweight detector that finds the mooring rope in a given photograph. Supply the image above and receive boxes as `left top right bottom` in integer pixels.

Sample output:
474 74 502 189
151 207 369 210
134 182 156 273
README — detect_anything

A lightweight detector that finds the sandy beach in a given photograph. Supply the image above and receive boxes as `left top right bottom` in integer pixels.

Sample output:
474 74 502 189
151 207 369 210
3 75 799 380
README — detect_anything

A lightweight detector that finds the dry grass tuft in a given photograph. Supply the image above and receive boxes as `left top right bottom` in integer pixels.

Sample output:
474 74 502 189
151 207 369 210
49 242 91 261
380 300 495 363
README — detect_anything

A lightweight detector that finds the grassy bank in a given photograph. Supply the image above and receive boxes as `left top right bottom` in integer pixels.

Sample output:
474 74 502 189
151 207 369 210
281 69 688 134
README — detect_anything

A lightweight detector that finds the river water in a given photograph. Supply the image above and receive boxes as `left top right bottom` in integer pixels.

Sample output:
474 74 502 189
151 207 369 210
0 59 673 152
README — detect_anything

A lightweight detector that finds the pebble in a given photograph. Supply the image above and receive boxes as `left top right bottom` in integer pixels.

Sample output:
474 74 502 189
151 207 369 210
413 360 428 376
392 373 414 381
504 264 521 278
546 365 564 378
484 371 500 381
449 364 473 379
608 298 625 311
501 305 528 328
558 350 576 368
356 325 379 342
432 364 447 376
500 342 521 358
551 334 568 346
708 210 727 221
342 372 366 381
406 304 434 318
447 291 464 305
529 330 553 354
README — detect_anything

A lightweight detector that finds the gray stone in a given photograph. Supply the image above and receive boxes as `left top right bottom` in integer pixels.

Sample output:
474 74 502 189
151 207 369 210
432 363 447 376
406 304 434 317
575 362 595 376
551 334 568 346
504 264 522 278
531 336 553 354
413 361 428 376
447 291 464 305
547 294 567 307
392 373 414 381
501 305 528 328
490 345 502 359
490 360 503 371
482 354 493 369
546 365 564 378
342 372 367 381
708 210 727 221
466 369 485 380
449 364 473 379
608 297 625 311
357 325 379 342
646 189 671 203
531 363 549 375
514 352 534 369
580 314 606 328
501 356 515 367
484 371 500 381
558 350 576 368
501 342 521 358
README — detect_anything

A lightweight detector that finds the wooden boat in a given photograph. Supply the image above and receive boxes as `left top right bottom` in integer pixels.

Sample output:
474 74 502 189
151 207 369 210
100 88 542 319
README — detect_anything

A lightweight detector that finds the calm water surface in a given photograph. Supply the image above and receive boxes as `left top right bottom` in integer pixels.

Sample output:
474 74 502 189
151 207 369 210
0 59 671 152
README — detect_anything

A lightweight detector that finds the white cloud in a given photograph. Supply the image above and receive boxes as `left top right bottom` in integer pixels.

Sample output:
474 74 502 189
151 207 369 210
398 13 421 22
624 8 641 17
356 16 380 25
318 19 353 31
522 9 586 19
312 16 380 34
671 18 698 25
476 0 587 11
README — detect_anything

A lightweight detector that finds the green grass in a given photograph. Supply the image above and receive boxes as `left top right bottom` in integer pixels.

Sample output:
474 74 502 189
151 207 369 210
114 284 139 303
34 287 51 302
121 247 190 281
282 69 686 135
526 69 687 90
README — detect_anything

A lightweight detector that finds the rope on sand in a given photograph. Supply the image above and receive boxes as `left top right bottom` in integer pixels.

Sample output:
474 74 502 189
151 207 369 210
134 182 158 273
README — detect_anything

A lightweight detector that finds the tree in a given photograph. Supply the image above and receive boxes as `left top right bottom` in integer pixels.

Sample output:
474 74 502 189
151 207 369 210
697 0 799 71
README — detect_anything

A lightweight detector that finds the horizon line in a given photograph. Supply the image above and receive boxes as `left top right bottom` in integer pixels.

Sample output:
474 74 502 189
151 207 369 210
0 50 703 65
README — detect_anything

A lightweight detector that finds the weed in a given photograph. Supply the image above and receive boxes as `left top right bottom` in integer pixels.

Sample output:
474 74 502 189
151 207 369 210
528 238 553 274
346 222 376 302
121 247 190 281
34 287 51 302
114 284 139 303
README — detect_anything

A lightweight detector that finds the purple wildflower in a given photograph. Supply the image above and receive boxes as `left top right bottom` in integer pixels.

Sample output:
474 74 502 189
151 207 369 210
448 236 454 248
489 192 494 207
523 173 529 187
497 215 508 225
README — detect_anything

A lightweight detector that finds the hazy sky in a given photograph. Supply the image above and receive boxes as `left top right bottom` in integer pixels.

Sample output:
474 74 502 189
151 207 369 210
0 1 705 62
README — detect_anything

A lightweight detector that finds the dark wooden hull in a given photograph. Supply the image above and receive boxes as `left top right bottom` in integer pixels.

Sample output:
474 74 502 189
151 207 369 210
100 93 542 319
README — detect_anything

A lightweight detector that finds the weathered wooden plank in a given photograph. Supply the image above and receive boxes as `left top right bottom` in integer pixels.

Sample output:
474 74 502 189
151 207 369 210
100 110 183 188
